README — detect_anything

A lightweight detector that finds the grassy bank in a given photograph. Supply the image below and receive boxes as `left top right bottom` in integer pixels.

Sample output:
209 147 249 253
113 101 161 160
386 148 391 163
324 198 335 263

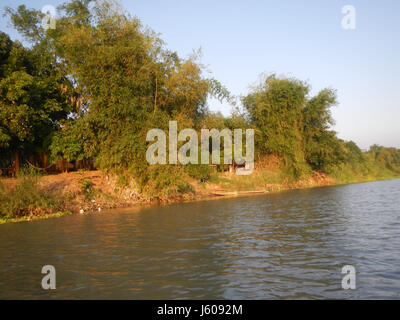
0 169 70 224
1 158 399 224
0 169 139 224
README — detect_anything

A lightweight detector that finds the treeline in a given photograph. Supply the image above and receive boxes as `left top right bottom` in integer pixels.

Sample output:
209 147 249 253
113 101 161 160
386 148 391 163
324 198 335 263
1 0 399 197
242 75 400 180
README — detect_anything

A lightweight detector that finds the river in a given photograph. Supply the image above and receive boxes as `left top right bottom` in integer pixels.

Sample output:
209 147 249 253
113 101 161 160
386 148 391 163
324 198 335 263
1 179 400 299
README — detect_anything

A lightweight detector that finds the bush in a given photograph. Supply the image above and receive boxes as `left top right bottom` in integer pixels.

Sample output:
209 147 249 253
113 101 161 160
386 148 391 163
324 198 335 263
80 178 96 200
0 169 63 218
135 164 193 199
186 164 212 182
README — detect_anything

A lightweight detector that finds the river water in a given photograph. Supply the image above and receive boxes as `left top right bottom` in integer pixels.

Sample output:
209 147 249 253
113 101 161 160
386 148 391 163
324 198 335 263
1 179 400 299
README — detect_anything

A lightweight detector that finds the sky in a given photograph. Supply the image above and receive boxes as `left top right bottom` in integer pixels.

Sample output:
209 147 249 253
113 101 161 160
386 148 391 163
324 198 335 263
1 0 399 149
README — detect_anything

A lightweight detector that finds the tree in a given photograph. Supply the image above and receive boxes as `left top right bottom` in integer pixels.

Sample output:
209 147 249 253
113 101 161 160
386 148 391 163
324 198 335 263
302 88 346 172
242 74 309 177
4 0 232 196
0 31 73 169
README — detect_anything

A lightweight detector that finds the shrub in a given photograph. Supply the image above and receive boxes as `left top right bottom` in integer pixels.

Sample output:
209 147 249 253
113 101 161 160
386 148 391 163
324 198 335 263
0 169 62 218
135 164 193 199
80 178 96 200
186 164 212 182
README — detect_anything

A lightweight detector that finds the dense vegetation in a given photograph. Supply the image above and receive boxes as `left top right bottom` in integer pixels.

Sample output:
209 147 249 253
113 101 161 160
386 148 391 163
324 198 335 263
242 75 400 179
0 169 65 220
0 29 72 169
1 0 399 215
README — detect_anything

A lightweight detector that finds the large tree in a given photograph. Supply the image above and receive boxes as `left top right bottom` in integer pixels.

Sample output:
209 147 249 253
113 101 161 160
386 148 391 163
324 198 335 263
4 0 231 195
0 31 73 169
243 74 349 175
242 74 309 176
302 88 346 172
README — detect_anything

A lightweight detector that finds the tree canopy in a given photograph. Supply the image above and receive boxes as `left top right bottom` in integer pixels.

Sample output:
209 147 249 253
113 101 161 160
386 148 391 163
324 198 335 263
1 0 399 195
0 31 72 167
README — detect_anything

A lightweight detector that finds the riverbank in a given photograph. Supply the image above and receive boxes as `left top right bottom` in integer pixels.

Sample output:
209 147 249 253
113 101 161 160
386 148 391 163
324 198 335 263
1 164 399 224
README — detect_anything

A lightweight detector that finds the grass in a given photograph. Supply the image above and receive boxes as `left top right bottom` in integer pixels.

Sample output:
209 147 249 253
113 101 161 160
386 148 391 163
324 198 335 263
0 211 71 224
329 162 400 185
0 168 67 222
207 165 293 192
80 178 96 200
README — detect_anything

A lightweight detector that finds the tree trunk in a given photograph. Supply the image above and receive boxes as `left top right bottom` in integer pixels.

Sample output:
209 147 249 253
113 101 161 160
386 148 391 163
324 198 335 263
14 151 20 174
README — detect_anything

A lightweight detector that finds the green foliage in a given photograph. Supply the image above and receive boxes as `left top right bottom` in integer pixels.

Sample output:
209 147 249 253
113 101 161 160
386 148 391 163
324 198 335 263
3 1 227 191
0 168 62 218
186 164 212 182
344 141 364 164
241 74 370 178
243 74 310 177
49 117 96 163
80 178 95 200
0 30 73 164
327 144 400 183
3 0 399 199
302 88 347 172
135 164 193 199
0 31 13 77
367 145 400 174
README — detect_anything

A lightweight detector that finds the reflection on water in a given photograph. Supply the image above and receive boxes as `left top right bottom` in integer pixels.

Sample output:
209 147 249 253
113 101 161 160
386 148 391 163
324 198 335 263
1 179 400 299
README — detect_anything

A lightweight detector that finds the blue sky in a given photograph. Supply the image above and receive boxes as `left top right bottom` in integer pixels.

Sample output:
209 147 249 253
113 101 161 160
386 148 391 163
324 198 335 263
1 0 399 149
